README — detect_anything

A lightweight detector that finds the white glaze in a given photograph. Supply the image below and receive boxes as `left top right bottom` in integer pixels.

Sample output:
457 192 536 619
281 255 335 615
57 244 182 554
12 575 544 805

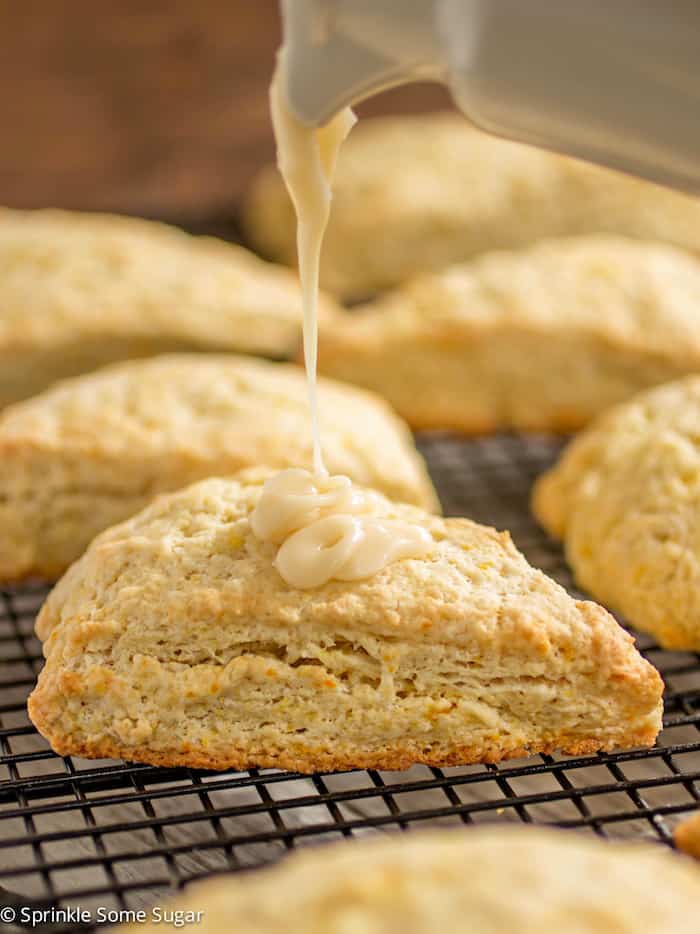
251 469 433 589
256 57 433 589
270 59 355 476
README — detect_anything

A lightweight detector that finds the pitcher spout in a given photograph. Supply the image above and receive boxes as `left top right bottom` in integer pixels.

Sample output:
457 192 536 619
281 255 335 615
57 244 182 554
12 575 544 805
281 0 443 127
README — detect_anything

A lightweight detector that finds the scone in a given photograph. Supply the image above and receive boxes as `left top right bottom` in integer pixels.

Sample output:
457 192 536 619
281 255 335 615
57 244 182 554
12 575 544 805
122 827 700 934
0 207 339 406
28 473 662 771
242 113 700 299
316 237 700 434
674 811 700 860
0 354 437 582
533 375 700 650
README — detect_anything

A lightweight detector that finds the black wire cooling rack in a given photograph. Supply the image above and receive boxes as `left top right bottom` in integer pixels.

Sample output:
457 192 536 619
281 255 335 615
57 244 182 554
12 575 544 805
0 434 699 932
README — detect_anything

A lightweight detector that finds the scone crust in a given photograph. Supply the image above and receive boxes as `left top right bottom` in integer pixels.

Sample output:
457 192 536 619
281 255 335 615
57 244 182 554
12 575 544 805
242 112 700 298
24 727 658 775
29 474 662 773
317 237 700 434
0 353 437 581
533 375 700 650
674 811 700 860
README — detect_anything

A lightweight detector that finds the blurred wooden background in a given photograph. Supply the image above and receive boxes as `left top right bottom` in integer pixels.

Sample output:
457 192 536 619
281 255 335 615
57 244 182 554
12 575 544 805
0 1 449 222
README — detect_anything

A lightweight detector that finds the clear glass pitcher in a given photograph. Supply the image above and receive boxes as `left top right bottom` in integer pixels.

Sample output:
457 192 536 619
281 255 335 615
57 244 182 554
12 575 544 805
281 0 700 193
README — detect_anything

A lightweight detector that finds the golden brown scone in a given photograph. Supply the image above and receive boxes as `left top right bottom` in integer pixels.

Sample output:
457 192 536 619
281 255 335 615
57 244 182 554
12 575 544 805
28 473 662 772
0 354 437 582
242 113 700 299
533 375 700 650
122 827 700 934
674 811 700 860
0 207 340 406
317 237 700 434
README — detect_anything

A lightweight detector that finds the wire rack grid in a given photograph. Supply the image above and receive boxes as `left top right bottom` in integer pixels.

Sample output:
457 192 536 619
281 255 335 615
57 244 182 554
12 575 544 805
0 434 698 932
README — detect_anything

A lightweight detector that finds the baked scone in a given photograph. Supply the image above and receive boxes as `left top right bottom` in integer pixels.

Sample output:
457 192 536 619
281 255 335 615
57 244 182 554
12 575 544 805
533 376 700 650
674 811 700 860
242 113 700 299
28 473 662 771
122 828 700 934
0 354 437 582
316 237 700 434
0 207 339 406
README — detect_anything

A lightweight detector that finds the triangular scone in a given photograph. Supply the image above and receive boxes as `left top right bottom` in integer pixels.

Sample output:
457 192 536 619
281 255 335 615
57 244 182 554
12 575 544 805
316 237 700 434
122 828 700 934
0 207 340 406
534 376 700 651
242 113 700 298
28 475 662 772
0 354 437 582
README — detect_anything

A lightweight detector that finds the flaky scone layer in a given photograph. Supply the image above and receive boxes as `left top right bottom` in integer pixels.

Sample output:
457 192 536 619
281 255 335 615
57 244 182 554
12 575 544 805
533 375 700 651
317 237 700 434
242 113 700 298
122 827 700 934
29 474 662 773
0 354 437 582
0 207 340 405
